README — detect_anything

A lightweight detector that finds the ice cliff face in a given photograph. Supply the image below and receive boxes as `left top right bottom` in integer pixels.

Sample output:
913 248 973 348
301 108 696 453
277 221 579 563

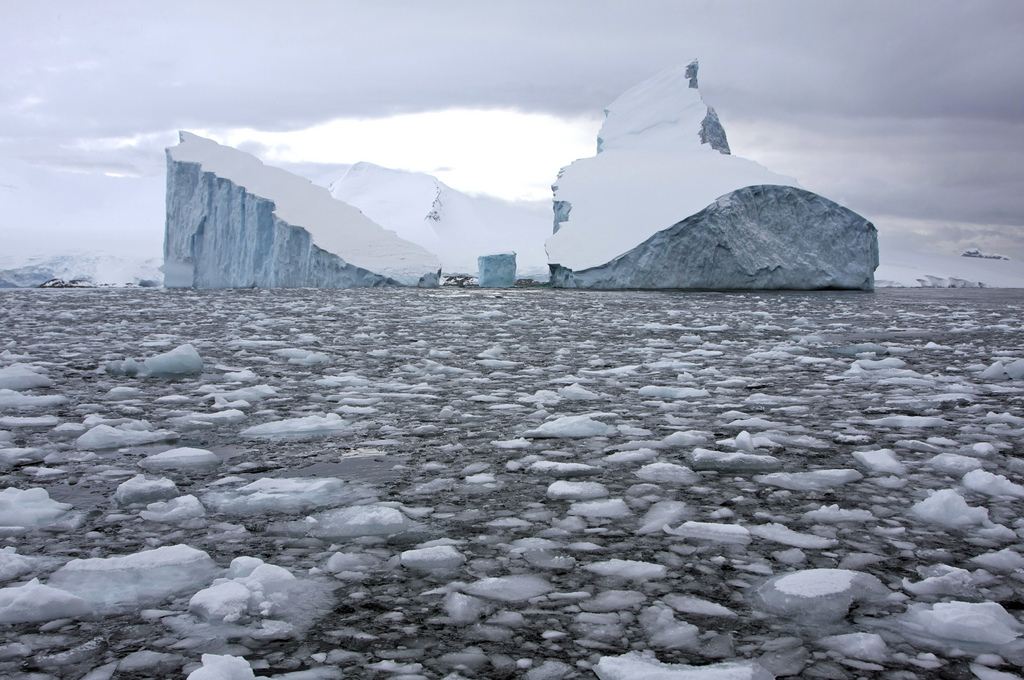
164 133 440 288
546 61 878 290
550 185 878 290
329 162 550 278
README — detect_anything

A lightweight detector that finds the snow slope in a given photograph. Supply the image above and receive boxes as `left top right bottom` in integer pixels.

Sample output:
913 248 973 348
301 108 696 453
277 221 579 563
0 253 163 288
545 61 799 272
165 132 440 288
330 162 551 278
876 250 1024 288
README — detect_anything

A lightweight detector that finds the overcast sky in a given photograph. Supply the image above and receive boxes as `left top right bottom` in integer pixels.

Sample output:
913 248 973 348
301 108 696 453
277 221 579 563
2 0 1023 263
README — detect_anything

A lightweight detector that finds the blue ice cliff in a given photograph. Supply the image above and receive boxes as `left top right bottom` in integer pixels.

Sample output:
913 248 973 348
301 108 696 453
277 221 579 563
163 132 440 288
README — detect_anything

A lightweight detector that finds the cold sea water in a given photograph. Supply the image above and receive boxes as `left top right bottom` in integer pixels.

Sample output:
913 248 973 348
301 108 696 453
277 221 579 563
1 286 1023 679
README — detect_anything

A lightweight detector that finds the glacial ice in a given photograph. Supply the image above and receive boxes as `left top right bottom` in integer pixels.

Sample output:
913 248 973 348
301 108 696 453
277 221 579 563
139 446 221 472
546 61 878 290
186 654 256 680
594 652 773 680
756 568 889 622
164 132 440 288
0 578 90 624
0 364 52 391
477 252 517 288
0 487 76 534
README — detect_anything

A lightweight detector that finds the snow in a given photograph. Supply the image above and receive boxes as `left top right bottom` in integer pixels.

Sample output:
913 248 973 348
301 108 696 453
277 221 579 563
166 132 440 288
757 568 889 622
0 487 75 533
876 248 1024 288
185 654 256 680
910 488 990 528
477 252 517 288
545 61 877 290
594 652 773 680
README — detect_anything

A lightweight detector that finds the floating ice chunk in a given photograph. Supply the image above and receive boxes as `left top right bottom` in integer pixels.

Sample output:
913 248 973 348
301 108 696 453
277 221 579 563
687 448 781 472
662 430 710 448
76 423 178 450
754 469 863 491
307 504 414 539
910 489 989 528
140 494 206 523
756 568 888 622
603 448 659 464
962 469 1024 498
665 521 751 545
0 364 52 390
0 578 90 623
1006 359 1024 380
854 357 906 370
241 413 352 438
969 663 1023 680
662 594 737 618
749 523 837 549
902 564 977 598
638 501 689 535
852 449 905 475
547 481 609 500
634 462 698 484
584 559 667 581
594 652 773 680
114 474 180 507
444 591 488 623
139 447 220 472
0 389 67 410
865 415 951 428
203 477 369 515
462 574 552 601
523 414 616 438
818 632 888 663
171 409 247 426
640 604 699 649
186 654 256 680
0 546 35 581
801 504 875 523
580 590 647 612
48 544 218 612
528 460 601 477
558 383 602 400
568 498 631 519
638 386 710 399
926 453 983 475
970 548 1024 573
400 545 466 571
0 487 74 534
904 601 1022 646
189 580 253 623
980 361 1010 380
0 447 43 466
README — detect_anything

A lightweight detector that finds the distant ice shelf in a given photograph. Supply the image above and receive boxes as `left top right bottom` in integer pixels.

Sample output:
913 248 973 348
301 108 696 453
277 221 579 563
164 132 440 289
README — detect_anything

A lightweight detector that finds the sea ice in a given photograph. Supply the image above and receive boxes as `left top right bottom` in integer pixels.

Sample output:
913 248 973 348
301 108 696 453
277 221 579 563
203 477 370 515
756 568 888 622
241 413 352 438
139 447 221 472
754 469 864 491
664 521 751 545
185 653 256 680
140 494 206 523
0 578 90 624
817 632 888 663
547 480 609 500
76 423 179 450
851 448 906 475
400 545 466 571
307 504 414 539
594 652 773 680
910 488 990 528
0 363 52 391
687 448 781 472
143 343 204 377
583 559 667 581
523 414 617 438
0 487 75 534
0 546 35 581
903 601 1022 646
962 469 1024 498
462 574 552 601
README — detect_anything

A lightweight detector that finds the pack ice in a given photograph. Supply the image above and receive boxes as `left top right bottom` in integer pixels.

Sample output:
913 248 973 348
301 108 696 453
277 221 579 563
546 60 878 289
163 132 441 288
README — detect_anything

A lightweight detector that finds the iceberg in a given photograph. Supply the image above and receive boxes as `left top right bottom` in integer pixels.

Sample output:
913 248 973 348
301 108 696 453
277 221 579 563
546 61 878 290
329 162 550 278
477 252 517 287
164 132 440 288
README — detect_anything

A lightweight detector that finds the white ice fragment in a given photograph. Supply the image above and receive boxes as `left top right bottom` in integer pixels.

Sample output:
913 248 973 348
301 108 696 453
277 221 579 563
547 480 608 500
661 594 737 618
0 389 67 410
188 580 252 623
904 601 1022 646
584 559 667 581
143 343 204 378
558 383 602 400
307 504 413 539
865 415 951 428
818 632 888 663
926 453 983 475
637 501 689 535
852 449 906 475
462 574 552 601
76 424 178 450
48 544 218 612
970 548 1024 573
665 521 751 545
594 652 773 680
754 469 863 491
640 604 700 649
185 654 256 680
444 591 487 623
139 447 220 472
749 523 837 549
638 386 710 399
962 469 1024 498
0 546 35 582
580 590 647 612
0 578 90 623
910 489 989 528
528 460 601 477
0 364 53 391
687 448 781 472
634 462 698 484
400 545 466 571
801 504 876 523
523 414 616 438
114 475 179 507
0 487 74 534
203 477 368 515
241 413 352 438
568 498 631 519
902 565 976 598
756 568 889 622
140 494 206 523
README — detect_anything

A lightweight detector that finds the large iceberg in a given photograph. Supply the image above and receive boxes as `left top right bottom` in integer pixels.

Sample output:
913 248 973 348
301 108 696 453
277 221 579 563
545 61 878 290
329 162 551 278
164 133 440 288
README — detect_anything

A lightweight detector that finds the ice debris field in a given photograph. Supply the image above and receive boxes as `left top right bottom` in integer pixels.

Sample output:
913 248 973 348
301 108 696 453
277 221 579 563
1 287 1024 680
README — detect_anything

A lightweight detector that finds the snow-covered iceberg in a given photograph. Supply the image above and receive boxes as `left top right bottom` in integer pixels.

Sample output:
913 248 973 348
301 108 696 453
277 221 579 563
546 61 878 290
329 162 551 278
164 133 440 288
